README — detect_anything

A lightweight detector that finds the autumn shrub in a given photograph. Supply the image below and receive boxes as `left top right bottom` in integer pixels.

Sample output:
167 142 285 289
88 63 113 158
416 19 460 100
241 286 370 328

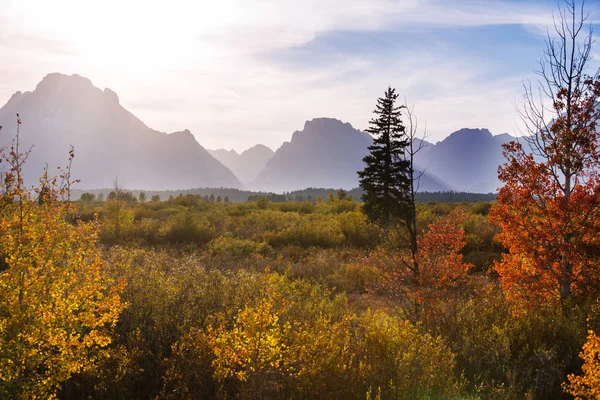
207 236 273 257
254 196 270 209
269 213 344 248
160 328 217 400
69 248 269 399
134 216 163 245
565 329 600 399
339 211 382 248
427 281 586 399
329 260 380 294
161 210 216 245
275 201 315 213
162 271 350 399
462 213 501 272
230 210 300 241
203 206 229 236
100 200 135 243
205 273 460 400
285 314 359 398
224 201 260 217
282 248 346 282
429 202 453 216
370 211 472 318
356 311 460 399
132 202 160 220
167 194 208 209
0 200 125 399
153 206 183 221
316 199 360 214
470 201 493 216
208 298 292 398
0 121 125 399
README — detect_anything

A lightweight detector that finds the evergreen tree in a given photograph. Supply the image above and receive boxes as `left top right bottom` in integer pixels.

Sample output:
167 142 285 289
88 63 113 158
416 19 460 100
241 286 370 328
358 87 411 226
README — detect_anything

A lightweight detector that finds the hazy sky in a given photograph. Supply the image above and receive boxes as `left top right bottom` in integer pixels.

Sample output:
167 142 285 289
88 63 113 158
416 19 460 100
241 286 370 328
1 0 599 152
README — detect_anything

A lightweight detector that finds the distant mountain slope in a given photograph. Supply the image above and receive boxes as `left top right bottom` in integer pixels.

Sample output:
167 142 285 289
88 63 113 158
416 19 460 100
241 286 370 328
0 73 241 190
208 144 274 186
251 117 448 192
415 128 517 193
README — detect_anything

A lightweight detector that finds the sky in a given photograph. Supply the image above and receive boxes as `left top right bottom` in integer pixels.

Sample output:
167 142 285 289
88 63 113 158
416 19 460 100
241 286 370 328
1 0 599 152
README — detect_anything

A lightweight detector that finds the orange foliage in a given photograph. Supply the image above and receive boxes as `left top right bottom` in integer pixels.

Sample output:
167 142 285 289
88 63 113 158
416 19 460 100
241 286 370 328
490 76 600 308
371 210 472 313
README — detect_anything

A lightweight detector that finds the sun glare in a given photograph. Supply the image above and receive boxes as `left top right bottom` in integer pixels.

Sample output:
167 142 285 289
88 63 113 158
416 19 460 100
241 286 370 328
11 0 244 73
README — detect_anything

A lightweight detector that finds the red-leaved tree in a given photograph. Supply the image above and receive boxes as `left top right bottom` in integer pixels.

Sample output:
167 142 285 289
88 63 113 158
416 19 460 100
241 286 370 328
490 0 600 309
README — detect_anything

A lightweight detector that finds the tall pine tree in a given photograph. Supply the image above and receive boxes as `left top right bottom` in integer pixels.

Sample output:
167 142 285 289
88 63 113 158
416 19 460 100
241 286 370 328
358 87 412 227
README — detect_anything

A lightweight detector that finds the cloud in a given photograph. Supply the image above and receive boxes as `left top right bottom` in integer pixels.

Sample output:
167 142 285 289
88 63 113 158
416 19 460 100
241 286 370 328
0 0 595 152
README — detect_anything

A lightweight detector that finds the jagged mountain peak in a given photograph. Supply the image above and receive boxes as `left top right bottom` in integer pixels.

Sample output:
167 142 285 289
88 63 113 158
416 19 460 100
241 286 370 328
302 117 356 133
167 129 199 144
242 144 273 156
288 117 369 150
493 132 514 142
103 87 120 105
34 73 95 97
208 144 274 187
26 73 122 109
0 73 241 190
441 128 494 143
251 117 445 193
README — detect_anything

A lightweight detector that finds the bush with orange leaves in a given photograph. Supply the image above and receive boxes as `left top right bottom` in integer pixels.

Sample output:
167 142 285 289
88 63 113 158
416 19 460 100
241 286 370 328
369 210 472 316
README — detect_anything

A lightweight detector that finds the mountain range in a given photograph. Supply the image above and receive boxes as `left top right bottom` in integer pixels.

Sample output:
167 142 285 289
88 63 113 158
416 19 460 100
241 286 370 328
0 73 241 190
0 73 521 193
245 119 514 193
208 145 274 187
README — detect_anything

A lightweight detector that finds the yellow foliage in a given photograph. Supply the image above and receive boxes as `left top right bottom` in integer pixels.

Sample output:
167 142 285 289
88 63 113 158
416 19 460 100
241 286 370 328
565 329 600 399
0 120 125 399
208 297 290 383
0 201 125 398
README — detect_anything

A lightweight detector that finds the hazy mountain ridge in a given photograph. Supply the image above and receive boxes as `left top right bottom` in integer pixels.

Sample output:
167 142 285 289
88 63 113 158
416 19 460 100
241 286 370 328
0 73 522 194
251 118 380 192
251 119 515 193
0 73 242 190
208 144 274 186
415 128 517 193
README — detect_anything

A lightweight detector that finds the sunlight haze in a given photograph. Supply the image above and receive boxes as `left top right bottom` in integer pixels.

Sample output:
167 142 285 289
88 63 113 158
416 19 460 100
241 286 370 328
1 0 599 151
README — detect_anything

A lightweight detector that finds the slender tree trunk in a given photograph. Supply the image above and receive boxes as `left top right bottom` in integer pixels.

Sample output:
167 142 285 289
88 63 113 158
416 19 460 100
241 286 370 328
409 139 419 277
561 171 573 306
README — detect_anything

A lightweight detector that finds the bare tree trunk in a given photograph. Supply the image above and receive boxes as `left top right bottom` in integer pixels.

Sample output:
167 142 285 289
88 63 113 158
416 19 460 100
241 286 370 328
404 102 427 278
